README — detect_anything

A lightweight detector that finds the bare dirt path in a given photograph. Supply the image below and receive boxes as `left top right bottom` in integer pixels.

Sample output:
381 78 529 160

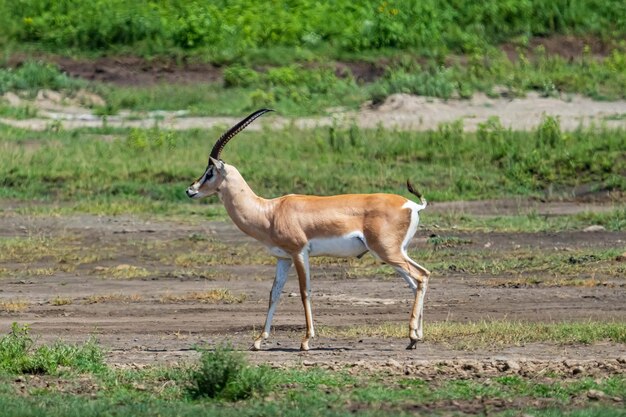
3 91 626 132
0 200 624 369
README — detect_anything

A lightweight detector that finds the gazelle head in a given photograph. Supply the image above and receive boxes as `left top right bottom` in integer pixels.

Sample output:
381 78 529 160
186 109 273 199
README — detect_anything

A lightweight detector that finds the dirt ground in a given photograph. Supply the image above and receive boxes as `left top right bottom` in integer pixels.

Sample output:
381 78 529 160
4 90 626 133
0 199 624 375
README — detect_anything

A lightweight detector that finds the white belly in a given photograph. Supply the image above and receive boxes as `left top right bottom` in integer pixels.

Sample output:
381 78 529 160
309 232 368 257
267 232 368 259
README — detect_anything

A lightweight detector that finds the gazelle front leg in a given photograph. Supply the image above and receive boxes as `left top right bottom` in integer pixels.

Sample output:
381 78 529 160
292 250 314 351
252 258 292 350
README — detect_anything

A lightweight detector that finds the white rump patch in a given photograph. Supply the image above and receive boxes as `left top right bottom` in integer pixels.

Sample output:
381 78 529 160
401 200 421 255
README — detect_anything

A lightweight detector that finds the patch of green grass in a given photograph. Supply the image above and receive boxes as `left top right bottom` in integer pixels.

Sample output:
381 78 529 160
0 234 109 268
0 352 623 416
188 346 274 401
604 113 626 121
426 235 472 248
338 245 624 279
426 208 626 232
575 208 626 232
2 0 625 61
317 321 626 349
100 65 363 117
0 236 62 263
0 1 625 114
0 323 105 375
0 61 83 95
0 120 624 209
521 409 626 417
410 247 625 277
0 103 37 119
0 325 624 416
97 48 626 116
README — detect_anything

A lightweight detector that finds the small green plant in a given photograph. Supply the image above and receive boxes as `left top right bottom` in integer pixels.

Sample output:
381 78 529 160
535 115 562 148
124 127 177 152
427 235 472 249
477 116 509 162
0 323 105 375
0 103 38 119
188 345 274 401
371 67 457 101
0 61 83 95
223 66 261 88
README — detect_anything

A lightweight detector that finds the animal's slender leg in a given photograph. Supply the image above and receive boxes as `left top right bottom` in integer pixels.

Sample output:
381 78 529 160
404 256 430 342
378 251 429 350
252 258 292 350
293 250 314 351
405 262 430 349
416 273 429 340
394 266 418 294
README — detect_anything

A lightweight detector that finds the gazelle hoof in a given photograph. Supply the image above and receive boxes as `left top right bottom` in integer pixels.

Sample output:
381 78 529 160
300 340 310 351
406 337 423 350
251 339 263 351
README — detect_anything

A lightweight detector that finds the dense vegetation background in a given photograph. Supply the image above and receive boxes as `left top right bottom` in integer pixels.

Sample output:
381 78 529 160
0 1 625 204
2 0 625 58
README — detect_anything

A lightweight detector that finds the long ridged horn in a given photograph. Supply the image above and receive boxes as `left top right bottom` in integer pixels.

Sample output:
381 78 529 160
209 108 274 161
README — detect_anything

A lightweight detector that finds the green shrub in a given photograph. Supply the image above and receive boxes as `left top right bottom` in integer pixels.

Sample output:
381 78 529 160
535 115 562 148
3 0 625 58
223 66 261 88
0 61 82 94
124 127 177 152
0 103 38 119
188 345 275 401
0 323 105 375
477 116 510 162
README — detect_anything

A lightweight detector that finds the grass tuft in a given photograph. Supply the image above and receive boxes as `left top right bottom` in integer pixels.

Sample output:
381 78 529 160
92 264 150 279
0 323 105 375
0 299 29 313
0 61 83 95
83 293 143 304
160 289 246 304
50 296 72 306
188 345 274 401
0 122 624 213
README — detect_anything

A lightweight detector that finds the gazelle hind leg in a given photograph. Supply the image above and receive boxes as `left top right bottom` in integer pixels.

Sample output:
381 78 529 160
252 258 292 351
364 215 429 349
404 255 430 341
416 273 429 340
292 250 314 351
384 255 430 350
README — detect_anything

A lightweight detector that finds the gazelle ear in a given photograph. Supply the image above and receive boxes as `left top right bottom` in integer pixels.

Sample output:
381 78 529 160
209 157 226 174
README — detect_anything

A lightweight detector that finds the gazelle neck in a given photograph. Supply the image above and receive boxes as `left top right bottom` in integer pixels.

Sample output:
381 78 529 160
218 164 274 242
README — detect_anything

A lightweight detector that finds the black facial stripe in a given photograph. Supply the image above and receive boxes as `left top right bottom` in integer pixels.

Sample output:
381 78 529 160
200 169 213 184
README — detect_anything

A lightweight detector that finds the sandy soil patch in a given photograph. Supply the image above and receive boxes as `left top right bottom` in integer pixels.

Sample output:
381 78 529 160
3 92 626 132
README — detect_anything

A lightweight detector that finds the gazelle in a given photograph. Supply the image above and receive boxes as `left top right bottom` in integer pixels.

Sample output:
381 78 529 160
186 109 430 351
